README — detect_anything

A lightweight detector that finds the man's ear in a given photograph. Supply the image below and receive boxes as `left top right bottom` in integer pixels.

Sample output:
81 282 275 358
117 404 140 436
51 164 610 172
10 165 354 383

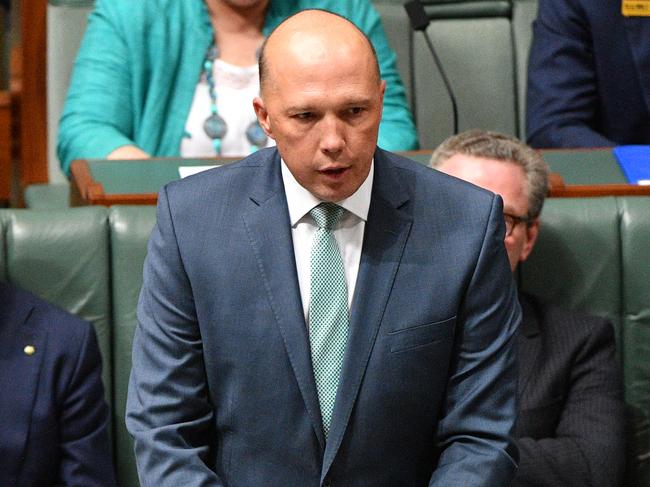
253 97 274 139
519 218 540 263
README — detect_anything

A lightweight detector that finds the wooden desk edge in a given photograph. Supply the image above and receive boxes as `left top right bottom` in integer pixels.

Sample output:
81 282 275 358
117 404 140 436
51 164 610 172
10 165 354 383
549 183 650 197
70 159 106 206
69 158 650 206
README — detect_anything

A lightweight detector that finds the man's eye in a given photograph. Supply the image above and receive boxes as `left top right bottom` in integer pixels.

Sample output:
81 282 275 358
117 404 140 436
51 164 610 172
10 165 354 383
294 112 314 120
349 107 364 115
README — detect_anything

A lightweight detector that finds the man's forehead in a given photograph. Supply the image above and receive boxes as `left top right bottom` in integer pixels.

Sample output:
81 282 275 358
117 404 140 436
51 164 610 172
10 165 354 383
261 10 378 88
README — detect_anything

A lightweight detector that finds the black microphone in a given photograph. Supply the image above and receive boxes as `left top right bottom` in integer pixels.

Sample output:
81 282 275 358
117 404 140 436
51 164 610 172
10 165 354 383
404 0 459 135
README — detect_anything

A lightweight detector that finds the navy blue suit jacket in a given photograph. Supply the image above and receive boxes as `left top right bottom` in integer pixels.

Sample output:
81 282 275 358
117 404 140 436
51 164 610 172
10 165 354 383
127 147 521 486
527 0 650 148
0 282 116 487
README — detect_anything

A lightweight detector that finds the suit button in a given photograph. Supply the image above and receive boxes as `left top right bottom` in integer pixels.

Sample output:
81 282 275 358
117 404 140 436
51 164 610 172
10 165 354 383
323 479 332 487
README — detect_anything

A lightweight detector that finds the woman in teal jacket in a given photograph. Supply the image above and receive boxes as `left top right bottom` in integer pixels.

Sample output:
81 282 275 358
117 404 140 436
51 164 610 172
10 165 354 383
58 0 419 175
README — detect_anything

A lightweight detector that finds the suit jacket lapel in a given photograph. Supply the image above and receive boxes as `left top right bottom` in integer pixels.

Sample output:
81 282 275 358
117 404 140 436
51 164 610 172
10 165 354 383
0 286 46 482
517 292 541 404
322 150 413 480
242 151 326 449
623 17 650 116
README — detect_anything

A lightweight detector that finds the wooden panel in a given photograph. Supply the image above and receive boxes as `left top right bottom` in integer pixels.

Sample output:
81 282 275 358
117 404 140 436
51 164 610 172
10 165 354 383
19 0 48 186
0 90 11 202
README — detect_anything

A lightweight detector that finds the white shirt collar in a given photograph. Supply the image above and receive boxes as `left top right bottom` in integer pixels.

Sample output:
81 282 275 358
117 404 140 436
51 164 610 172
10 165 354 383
281 159 374 226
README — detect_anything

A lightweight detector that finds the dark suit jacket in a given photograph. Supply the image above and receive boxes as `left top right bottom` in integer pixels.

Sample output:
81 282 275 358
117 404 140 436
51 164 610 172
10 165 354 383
513 292 625 486
127 147 521 486
526 0 650 148
0 282 116 487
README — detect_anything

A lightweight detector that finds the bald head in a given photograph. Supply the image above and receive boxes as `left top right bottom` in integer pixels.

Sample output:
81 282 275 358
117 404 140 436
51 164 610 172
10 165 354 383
259 9 380 94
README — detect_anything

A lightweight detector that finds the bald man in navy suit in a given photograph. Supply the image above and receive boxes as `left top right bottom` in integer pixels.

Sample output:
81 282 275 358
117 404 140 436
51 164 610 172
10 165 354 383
127 10 521 486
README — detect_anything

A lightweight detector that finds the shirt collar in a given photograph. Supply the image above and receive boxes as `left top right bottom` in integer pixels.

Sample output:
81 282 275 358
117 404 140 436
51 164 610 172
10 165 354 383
281 159 374 227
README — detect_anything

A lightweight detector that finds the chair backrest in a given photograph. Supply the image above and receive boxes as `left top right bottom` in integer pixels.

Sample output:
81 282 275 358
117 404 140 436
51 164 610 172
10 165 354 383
520 197 622 327
511 0 538 140
619 198 650 485
412 0 518 148
109 205 156 487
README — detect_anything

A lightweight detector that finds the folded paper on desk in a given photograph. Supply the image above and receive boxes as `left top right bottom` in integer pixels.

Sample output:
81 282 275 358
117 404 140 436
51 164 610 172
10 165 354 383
613 146 650 185
179 165 218 178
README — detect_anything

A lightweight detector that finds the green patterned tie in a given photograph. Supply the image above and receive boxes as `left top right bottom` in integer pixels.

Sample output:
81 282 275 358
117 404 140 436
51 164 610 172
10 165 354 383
308 203 349 439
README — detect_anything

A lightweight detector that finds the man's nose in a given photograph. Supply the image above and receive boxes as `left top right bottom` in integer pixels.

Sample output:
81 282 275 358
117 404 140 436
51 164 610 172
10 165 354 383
319 116 345 155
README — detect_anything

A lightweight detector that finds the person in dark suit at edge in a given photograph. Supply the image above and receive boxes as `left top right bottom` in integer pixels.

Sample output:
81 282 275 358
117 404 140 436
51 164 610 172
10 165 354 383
526 0 650 148
0 281 117 486
432 129 626 486
126 9 521 486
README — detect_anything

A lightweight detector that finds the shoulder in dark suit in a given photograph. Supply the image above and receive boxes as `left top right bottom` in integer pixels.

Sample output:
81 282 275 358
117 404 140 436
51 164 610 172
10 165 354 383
526 0 650 147
514 292 625 486
0 282 116 487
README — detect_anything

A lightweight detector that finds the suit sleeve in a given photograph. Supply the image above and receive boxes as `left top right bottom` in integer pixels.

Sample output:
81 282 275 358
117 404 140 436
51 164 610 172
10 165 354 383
58 319 117 487
429 194 521 486
126 185 225 486
526 0 614 148
513 319 625 487
57 0 138 175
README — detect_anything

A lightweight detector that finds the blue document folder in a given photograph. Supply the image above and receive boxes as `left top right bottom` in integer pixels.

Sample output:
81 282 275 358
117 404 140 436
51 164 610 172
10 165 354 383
613 146 650 184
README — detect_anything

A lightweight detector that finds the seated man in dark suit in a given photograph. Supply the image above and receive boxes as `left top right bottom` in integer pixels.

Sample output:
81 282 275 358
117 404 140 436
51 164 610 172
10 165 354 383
0 281 117 486
431 129 626 486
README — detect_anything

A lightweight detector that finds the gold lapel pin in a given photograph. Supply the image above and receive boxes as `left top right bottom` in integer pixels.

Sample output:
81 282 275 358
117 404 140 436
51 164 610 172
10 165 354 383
23 345 36 356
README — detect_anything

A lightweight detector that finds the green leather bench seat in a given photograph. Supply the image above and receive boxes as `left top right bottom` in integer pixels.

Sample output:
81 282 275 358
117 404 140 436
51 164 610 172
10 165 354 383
0 196 649 485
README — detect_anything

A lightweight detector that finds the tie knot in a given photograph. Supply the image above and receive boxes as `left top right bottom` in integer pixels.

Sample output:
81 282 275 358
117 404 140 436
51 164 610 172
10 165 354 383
310 203 345 230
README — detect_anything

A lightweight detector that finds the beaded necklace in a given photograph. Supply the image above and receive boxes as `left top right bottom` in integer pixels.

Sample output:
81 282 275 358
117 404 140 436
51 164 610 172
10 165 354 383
202 41 268 155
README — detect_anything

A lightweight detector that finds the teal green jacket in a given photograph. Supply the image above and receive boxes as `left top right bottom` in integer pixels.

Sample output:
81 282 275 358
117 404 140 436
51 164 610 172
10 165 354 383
58 0 419 175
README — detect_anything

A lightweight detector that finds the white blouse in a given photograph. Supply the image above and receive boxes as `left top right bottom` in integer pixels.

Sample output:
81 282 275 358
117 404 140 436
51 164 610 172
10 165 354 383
180 59 275 158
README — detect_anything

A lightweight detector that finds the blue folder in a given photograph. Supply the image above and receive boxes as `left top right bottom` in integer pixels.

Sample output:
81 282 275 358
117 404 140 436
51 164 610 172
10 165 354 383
613 146 650 184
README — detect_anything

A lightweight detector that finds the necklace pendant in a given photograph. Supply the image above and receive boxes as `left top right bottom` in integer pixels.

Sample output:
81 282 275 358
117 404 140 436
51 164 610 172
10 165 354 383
246 121 268 148
204 113 228 140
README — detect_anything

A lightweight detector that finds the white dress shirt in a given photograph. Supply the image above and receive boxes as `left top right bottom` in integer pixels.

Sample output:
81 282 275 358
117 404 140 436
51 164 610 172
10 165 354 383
281 160 374 321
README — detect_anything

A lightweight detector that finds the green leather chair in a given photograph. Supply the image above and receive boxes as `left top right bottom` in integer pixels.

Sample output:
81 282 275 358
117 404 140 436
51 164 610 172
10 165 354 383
109 205 156 487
